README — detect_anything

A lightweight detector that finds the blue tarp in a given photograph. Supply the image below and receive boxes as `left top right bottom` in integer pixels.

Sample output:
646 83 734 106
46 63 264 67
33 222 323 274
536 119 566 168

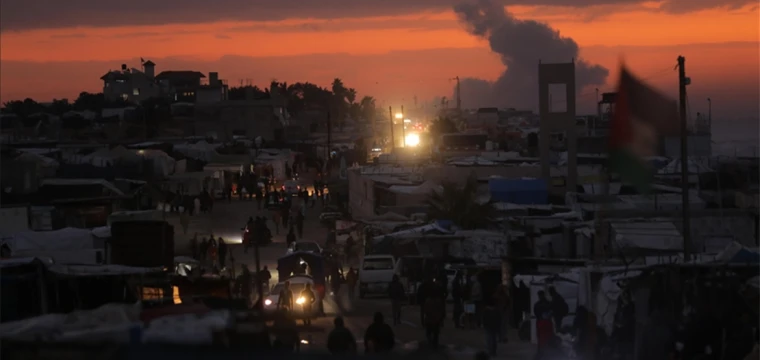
488 178 548 205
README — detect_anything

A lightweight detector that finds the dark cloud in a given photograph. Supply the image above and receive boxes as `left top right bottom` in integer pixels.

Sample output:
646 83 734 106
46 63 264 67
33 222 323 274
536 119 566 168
0 0 754 32
224 18 457 34
452 0 609 110
215 34 232 40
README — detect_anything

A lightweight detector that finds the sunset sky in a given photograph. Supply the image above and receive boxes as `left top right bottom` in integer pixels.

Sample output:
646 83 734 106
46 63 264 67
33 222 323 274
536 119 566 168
0 0 758 120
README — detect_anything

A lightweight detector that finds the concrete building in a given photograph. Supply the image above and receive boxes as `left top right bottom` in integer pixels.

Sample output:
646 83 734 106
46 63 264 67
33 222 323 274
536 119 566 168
101 62 160 103
538 60 578 193
101 60 228 105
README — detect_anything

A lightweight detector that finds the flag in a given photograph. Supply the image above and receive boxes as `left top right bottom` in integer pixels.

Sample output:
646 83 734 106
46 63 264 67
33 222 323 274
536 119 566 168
608 65 680 192
140 57 145 63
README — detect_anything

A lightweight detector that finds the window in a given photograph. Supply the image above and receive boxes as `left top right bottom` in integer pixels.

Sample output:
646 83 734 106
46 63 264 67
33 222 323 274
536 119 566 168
116 79 126 83
133 88 140 95
363 258 394 270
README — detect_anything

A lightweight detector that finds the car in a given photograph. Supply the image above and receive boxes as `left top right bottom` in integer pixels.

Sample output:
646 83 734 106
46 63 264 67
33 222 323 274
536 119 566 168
263 275 322 317
287 241 323 255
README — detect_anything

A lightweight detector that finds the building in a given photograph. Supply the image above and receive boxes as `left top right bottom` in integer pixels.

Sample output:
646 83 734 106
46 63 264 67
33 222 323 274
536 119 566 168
100 60 228 104
101 62 160 103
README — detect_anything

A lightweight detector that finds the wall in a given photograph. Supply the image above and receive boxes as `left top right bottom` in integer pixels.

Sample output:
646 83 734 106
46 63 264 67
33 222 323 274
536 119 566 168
103 72 159 103
347 169 376 219
196 86 226 104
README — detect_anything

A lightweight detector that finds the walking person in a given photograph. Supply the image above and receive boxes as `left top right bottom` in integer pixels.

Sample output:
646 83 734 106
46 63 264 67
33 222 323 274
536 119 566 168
300 283 317 326
327 317 357 355
483 302 502 357
388 275 405 326
452 272 465 328
207 237 218 270
534 290 554 358
180 211 190 235
364 312 395 354
217 237 228 269
424 289 445 348
286 227 296 248
189 233 199 260
259 266 272 291
345 267 358 299
493 283 510 342
277 281 294 311
198 237 208 264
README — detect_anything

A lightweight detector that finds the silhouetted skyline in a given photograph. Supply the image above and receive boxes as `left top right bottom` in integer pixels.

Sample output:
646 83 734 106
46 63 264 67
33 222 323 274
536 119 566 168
0 0 757 119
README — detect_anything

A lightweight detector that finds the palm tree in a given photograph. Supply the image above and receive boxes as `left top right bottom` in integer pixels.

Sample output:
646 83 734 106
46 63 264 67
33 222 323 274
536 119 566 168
426 173 496 230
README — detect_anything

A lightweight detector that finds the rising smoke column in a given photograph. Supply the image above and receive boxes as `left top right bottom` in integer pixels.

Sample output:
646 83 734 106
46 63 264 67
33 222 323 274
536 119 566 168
453 0 609 110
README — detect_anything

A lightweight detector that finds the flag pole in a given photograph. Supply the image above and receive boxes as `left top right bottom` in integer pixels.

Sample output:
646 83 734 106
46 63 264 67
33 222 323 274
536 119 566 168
678 56 691 262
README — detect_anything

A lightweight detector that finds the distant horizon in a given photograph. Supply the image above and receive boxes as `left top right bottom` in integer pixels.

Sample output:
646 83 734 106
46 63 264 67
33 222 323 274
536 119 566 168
1 2 757 120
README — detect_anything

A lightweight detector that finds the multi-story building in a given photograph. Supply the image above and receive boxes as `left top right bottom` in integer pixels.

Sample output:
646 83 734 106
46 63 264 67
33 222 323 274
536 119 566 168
100 60 228 104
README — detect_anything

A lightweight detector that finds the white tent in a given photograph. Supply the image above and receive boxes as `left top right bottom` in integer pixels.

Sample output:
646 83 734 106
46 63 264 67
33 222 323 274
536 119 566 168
80 146 141 167
3 228 94 253
135 149 176 177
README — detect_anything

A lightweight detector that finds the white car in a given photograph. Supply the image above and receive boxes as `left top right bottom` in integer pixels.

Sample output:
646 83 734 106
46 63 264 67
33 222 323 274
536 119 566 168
263 275 321 317
286 241 323 255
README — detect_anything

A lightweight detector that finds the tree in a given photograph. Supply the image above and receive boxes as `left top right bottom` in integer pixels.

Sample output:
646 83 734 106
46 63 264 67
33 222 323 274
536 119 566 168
331 78 349 130
2 98 44 117
426 173 496 230
429 116 459 136
49 99 72 116
228 85 268 101
359 96 376 121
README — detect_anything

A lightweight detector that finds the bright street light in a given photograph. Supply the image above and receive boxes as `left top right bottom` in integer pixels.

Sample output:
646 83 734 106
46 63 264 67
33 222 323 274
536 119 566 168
395 113 403 119
405 133 420 147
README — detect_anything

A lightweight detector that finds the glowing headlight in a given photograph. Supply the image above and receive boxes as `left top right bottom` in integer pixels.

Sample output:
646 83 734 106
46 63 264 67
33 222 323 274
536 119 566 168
264 299 273 306
296 297 305 305
405 133 420 147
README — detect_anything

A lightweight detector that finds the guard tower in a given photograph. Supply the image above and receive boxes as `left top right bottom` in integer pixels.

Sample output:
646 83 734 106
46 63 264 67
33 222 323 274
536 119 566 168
538 60 577 192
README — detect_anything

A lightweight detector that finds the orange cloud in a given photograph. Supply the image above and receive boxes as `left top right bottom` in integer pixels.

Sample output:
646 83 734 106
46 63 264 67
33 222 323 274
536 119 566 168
0 5 756 118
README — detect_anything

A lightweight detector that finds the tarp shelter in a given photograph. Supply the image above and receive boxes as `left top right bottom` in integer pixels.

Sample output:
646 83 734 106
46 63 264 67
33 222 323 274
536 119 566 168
715 241 760 263
80 145 142 167
488 178 548 204
135 149 177 178
173 141 221 162
3 228 95 253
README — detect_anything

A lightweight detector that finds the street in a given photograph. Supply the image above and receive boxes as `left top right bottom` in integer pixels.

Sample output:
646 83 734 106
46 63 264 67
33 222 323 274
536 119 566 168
166 196 536 358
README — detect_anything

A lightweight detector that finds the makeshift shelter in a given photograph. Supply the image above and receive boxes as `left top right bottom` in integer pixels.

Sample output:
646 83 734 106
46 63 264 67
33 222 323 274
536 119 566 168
1 228 102 264
15 152 59 178
80 146 142 167
489 178 548 204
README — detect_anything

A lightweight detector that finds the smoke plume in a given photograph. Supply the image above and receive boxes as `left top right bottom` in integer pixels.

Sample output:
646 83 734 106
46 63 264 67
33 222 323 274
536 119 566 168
452 0 609 110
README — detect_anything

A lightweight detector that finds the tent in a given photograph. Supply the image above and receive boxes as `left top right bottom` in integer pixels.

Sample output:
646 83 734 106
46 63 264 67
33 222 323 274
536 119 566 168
488 178 548 204
3 228 94 253
715 241 760 263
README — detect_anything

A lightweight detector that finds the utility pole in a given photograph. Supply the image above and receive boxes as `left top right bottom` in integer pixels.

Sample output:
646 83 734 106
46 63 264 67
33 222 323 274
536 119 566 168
453 76 461 112
401 106 407 147
707 97 712 128
388 106 395 150
326 111 332 176
678 55 692 261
